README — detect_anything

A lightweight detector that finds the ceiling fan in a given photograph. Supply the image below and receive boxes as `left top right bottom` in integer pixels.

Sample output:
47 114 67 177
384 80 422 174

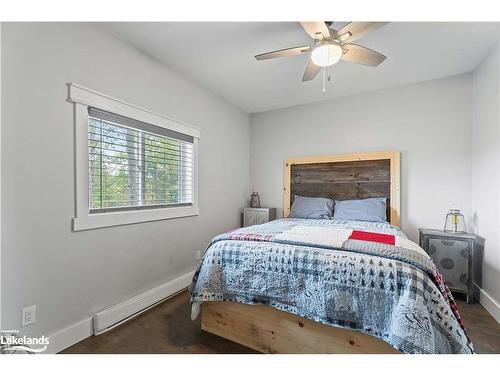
255 22 388 85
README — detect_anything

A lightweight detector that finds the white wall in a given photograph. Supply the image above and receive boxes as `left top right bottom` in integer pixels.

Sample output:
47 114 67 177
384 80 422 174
1 23 250 339
251 75 473 243
472 36 500 317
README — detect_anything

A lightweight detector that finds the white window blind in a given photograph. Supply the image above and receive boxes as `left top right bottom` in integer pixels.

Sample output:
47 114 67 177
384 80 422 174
88 107 194 213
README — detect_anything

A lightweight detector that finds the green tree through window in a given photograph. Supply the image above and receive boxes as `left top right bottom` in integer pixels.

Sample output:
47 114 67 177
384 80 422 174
88 116 193 211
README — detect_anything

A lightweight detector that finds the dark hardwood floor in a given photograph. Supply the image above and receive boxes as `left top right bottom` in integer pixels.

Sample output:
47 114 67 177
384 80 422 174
62 290 256 354
456 298 500 354
62 290 500 354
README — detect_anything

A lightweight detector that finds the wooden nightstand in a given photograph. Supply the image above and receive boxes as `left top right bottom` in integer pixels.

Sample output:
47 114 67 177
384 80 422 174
243 208 277 227
419 228 477 303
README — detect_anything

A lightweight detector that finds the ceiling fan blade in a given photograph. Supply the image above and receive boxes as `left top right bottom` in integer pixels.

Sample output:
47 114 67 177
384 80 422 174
341 44 387 67
300 22 330 40
302 59 321 81
255 46 311 60
337 22 388 42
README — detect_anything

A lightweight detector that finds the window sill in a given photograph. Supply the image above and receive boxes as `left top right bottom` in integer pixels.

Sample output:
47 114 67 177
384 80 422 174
73 205 199 231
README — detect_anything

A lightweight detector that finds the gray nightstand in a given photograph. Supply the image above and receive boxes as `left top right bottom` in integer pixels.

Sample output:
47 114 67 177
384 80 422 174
419 228 476 304
243 207 277 227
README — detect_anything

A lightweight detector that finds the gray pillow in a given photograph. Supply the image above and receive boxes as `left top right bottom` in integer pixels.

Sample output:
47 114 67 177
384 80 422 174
333 197 387 222
289 195 334 219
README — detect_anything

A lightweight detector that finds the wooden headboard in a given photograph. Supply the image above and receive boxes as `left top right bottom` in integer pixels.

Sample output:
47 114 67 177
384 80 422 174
283 151 400 227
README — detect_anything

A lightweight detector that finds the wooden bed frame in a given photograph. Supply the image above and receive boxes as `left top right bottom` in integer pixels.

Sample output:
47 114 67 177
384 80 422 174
201 151 401 354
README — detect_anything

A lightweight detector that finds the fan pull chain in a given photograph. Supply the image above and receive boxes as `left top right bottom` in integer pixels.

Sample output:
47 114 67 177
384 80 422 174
322 68 326 93
322 67 332 94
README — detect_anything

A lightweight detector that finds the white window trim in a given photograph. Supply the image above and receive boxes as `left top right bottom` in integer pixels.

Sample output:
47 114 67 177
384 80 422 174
68 83 200 231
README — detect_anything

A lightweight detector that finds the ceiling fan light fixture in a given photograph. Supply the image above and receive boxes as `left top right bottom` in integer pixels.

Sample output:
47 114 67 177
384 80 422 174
311 42 343 67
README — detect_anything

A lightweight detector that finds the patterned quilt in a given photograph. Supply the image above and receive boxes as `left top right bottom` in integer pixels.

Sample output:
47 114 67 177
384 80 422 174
190 218 474 354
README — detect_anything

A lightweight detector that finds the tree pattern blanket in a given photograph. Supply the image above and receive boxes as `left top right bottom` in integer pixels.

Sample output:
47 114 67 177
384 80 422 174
190 218 474 354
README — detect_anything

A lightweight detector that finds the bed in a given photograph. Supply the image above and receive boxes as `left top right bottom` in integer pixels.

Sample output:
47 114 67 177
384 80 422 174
190 151 473 354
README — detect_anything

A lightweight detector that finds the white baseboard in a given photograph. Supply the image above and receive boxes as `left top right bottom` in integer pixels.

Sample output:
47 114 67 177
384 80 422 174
476 284 500 324
93 270 195 335
46 269 195 353
46 318 93 354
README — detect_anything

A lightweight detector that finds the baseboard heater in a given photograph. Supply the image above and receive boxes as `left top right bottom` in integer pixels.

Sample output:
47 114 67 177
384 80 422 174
92 270 195 335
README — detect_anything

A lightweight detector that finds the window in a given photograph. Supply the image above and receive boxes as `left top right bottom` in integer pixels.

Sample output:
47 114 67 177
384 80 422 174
88 108 194 212
69 84 199 231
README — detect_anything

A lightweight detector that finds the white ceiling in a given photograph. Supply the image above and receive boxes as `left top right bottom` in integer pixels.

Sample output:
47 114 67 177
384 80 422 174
102 22 498 113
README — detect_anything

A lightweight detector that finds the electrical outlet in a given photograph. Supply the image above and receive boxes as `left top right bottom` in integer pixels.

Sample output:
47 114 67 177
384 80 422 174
22 305 36 327
196 250 202 260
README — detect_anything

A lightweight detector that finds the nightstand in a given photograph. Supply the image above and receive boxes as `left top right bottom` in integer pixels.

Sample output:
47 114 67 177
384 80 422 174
419 228 476 303
243 207 277 227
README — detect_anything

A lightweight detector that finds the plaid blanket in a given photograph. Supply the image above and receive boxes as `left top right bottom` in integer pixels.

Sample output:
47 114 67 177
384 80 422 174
190 218 474 354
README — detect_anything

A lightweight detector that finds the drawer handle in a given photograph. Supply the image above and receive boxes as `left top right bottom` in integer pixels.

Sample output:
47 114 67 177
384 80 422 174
441 240 456 246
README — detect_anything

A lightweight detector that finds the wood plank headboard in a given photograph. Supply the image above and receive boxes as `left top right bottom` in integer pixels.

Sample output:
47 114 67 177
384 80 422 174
283 151 401 227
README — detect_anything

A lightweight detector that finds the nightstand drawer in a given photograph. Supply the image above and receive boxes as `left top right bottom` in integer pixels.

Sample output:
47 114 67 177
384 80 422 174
427 237 470 292
243 208 276 227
